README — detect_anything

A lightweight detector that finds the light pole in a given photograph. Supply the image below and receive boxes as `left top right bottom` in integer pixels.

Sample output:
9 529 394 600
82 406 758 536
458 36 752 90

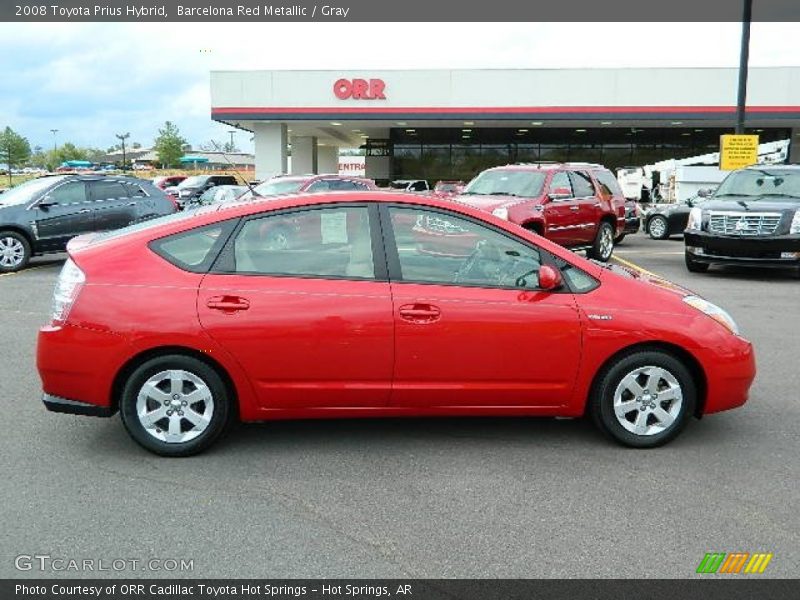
116 132 130 170
735 0 753 134
50 129 58 152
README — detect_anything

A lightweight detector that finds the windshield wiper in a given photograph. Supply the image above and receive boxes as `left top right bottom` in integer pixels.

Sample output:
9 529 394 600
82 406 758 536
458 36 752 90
487 191 518 197
715 193 758 198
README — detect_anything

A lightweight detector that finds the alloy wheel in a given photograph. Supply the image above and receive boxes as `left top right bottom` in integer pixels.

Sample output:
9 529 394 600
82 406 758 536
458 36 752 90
599 226 614 260
612 365 683 436
648 216 667 239
135 369 215 444
0 236 25 269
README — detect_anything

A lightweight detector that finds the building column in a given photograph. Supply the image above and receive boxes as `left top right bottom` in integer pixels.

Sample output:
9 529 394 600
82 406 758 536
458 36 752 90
317 145 339 174
364 128 391 183
253 123 287 181
790 128 800 164
290 136 317 174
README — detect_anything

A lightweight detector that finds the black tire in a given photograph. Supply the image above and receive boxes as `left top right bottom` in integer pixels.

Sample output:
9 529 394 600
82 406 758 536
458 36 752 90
685 251 710 273
647 215 670 240
587 221 615 262
614 234 626 244
590 350 696 448
0 230 32 273
120 355 232 457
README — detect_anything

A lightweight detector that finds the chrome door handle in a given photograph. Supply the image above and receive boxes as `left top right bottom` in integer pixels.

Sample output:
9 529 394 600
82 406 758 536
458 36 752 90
78 208 91 213
570 206 580 211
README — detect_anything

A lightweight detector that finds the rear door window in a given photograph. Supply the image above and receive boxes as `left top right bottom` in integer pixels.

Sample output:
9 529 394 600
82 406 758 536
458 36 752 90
569 172 596 198
90 181 129 201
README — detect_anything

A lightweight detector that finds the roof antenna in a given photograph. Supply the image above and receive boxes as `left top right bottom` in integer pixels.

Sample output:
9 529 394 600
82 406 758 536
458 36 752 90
209 140 258 198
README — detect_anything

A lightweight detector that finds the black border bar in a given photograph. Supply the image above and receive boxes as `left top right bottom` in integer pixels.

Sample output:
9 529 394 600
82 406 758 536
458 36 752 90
2 0 800 22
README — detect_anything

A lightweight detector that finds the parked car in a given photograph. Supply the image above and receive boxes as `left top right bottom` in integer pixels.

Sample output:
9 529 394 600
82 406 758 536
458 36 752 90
616 199 641 243
174 175 239 208
684 166 800 273
153 175 187 190
239 174 377 201
390 179 430 193
433 180 465 196
645 196 699 240
192 185 249 206
0 174 176 272
37 190 754 456
457 163 626 262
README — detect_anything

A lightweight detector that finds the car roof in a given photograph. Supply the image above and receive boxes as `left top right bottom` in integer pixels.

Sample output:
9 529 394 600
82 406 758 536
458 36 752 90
488 162 608 172
743 164 800 171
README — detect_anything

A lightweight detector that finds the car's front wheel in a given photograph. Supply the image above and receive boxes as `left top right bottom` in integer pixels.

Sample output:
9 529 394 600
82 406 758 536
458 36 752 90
587 221 615 262
590 350 696 448
0 231 31 273
120 355 232 456
647 215 669 240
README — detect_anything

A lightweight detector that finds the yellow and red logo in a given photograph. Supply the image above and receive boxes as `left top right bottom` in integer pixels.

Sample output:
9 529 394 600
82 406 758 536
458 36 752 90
696 552 773 574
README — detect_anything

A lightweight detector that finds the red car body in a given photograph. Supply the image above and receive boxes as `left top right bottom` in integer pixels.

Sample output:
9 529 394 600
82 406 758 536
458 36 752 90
37 191 755 455
457 163 627 260
153 176 187 190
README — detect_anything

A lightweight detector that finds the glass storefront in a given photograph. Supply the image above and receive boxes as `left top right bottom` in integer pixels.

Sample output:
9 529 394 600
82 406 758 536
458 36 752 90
387 127 789 183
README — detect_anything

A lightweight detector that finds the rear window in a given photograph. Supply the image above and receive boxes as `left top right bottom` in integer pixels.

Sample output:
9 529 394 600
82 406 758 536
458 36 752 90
150 221 237 273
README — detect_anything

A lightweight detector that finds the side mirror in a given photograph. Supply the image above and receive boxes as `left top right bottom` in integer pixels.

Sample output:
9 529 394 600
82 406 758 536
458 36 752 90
696 188 712 198
538 265 563 291
38 196 57 209
548 187 572 201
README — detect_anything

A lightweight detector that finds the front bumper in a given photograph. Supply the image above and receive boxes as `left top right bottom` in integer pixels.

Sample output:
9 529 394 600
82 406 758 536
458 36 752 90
685 231 800 267
42 393 116 417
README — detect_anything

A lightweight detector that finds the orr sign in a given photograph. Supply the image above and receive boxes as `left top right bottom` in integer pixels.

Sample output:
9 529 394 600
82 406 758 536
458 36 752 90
333 78 386 100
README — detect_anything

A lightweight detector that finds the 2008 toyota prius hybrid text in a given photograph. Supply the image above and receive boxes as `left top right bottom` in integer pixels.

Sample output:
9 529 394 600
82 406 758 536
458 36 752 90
37 192 756 456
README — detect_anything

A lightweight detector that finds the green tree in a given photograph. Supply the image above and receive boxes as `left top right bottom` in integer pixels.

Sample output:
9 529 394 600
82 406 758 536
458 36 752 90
154 121 187 168
0 126 32 185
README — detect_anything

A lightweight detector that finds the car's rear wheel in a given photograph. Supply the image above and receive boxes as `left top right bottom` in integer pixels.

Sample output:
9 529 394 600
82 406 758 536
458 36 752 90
0 231 31 273
120 355 231 456
587 221 615 262
647 215 669 240
685 252 710 273
590 350 696 448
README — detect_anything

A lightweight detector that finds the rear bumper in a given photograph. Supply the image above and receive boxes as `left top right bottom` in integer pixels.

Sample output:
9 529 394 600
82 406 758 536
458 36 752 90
42 393 116 417
685 231 800 267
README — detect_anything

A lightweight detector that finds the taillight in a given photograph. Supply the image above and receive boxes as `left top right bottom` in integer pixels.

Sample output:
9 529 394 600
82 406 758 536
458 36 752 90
51 258 85 325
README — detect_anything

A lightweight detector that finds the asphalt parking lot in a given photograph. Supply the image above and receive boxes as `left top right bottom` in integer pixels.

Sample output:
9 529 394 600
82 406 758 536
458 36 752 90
1 235 798 579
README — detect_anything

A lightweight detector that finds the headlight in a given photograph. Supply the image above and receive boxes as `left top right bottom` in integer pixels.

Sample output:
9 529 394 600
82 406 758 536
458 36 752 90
492 207 509 220
790 210 800 234
683 295 739 335
686 207 703 231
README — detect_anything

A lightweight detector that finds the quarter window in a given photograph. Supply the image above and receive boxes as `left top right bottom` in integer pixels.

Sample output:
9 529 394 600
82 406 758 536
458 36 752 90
594 169 624 197
151 223 229 272
233 206 375 279
389 207 544 289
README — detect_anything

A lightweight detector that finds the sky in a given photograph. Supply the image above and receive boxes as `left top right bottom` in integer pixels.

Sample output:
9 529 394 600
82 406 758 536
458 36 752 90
1 22 799 154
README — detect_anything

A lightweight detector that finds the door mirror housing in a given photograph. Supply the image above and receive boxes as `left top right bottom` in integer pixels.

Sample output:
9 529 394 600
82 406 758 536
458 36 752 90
696 188 713 198
37 196 57 209
548 187 572 201
538 265 563 291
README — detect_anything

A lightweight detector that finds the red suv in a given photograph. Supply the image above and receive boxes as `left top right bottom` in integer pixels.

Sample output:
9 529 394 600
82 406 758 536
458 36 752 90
240 174 378 200
457 163 626 261
38 192 754 456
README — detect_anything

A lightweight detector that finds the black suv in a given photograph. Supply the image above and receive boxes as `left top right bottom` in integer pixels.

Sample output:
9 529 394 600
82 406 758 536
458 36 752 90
0 175 176 272
173 174 239 208
684 166 800 273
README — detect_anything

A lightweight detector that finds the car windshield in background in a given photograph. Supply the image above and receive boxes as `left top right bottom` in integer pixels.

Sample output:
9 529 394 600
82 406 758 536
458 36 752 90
177 176 208 188
253 179 306 196
463 170 547 197
715 170 800 199
0 176 64 206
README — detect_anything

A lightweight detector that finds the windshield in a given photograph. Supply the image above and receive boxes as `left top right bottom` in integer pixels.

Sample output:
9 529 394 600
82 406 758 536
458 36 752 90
463 170 546 197
0 176 65 207
177 176 207 188
252 178 305 196
714 169 800 199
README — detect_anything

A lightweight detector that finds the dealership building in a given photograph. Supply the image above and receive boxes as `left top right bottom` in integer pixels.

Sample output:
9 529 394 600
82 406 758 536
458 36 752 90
210 67 800 183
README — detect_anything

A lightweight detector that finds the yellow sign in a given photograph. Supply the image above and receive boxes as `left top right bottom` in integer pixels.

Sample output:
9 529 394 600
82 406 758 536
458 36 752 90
720 134 759 170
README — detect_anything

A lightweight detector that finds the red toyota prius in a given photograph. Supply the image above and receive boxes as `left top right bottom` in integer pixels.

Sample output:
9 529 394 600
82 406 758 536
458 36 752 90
37 192 755 456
